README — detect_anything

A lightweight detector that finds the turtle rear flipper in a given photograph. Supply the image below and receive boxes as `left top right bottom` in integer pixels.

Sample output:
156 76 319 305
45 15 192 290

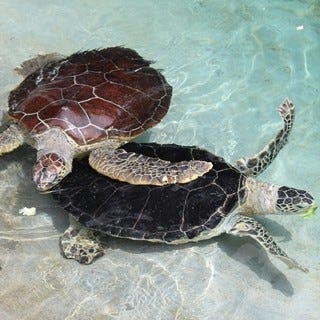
89 147 213 185
15 53 65 77
0 123 24 156
236 99 295 176
60 217 105 264
226 215 308 272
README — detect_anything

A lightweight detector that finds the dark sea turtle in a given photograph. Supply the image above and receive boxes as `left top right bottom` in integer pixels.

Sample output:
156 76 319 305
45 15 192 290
52 99 317 271
0 47 211 190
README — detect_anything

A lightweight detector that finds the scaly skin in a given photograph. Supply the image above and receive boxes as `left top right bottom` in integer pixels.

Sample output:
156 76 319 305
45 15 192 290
227 215 308 272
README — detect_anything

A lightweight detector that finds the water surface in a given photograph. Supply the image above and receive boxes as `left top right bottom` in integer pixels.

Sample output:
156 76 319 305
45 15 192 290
0 1 319 319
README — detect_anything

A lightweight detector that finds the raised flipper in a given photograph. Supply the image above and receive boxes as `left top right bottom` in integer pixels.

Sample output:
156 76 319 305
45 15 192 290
89 147 213 186
60 217 105 264
0 122 24 156
226 215 308 272
236 99 295 176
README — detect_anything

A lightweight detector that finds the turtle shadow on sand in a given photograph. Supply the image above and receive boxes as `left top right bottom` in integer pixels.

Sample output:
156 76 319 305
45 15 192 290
216 235 295 296
256 216 292 242
0 145 32 176
103 210 294 296
93 231 294 296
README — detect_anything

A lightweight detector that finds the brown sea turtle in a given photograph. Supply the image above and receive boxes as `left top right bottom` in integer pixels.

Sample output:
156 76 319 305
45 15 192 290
0 47 211 190
52 99 317 271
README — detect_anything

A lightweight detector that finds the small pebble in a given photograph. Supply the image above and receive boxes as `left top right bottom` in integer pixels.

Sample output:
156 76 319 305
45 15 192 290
19 207 37 216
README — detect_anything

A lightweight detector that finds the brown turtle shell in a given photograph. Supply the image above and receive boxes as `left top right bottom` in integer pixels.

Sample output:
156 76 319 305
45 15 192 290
8 47 172 145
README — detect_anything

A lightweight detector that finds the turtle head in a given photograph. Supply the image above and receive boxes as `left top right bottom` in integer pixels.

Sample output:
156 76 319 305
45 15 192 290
241 178 316 216
276 186 317 215
33 153 71 191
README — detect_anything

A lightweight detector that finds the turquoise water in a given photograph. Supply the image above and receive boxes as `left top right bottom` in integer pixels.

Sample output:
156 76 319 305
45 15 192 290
0 1 319 319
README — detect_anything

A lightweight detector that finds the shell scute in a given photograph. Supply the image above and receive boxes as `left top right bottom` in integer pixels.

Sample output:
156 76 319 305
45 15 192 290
40 101 88 127
62 85 94 101
79 98 122 128
57 63 87 78
79 126 106 144
75 72 106 87
105 68 167 100
44 77 75 89
94 81 138 106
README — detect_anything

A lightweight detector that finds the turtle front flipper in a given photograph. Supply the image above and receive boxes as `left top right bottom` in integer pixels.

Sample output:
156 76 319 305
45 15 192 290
236 99 295 176
0 122 24 156
89 147 213 185
226 215 308 272
60 217 105 264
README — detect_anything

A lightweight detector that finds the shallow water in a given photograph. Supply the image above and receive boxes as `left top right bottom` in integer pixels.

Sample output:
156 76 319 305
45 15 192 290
0 1 319 319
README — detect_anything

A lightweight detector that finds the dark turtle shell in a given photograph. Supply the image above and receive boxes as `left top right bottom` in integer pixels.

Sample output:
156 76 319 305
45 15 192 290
9 47 172 145
52 143 247 243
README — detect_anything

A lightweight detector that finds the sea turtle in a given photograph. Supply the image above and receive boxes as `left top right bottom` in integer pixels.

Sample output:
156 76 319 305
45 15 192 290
51 99 316 272
0 47 211 190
